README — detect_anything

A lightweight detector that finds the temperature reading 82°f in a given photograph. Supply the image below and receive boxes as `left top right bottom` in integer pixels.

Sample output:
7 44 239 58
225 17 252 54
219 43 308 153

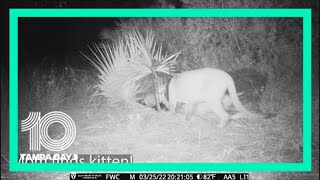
196 173 249 180
202 174 216 179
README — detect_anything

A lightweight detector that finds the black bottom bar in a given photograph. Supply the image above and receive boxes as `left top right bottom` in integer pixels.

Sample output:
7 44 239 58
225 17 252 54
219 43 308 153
70 173 250 180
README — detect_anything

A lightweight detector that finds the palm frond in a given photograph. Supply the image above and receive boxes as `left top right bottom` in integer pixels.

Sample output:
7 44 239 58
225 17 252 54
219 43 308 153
82 28 181 106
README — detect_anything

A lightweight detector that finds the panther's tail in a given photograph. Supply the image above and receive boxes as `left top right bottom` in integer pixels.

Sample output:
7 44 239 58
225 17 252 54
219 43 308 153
227 79 276 120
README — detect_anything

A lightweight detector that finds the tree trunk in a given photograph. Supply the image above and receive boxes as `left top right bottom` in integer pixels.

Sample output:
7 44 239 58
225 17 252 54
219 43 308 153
151 68 160 111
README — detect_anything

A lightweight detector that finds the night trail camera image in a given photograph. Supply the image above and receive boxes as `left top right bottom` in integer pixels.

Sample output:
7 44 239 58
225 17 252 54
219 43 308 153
1 1 319 180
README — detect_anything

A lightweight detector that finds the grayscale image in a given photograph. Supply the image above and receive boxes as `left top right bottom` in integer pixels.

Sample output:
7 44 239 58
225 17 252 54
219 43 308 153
1 0 319 180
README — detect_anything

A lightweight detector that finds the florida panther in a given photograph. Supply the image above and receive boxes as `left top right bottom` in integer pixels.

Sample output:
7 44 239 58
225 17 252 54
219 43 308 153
168 68 273 127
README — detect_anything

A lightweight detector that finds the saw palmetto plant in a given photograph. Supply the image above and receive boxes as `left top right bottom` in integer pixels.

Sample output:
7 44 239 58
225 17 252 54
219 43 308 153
82 28 181 107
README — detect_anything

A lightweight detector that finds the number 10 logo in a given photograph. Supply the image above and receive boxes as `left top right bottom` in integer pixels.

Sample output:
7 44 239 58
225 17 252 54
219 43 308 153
21 111 76 151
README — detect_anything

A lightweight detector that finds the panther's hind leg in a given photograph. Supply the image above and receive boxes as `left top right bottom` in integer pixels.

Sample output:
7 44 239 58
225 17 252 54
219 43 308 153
210 102 230 128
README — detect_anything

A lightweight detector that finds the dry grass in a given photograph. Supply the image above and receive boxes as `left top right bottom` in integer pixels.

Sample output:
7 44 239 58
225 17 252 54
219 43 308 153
2 71 318 180
18 62 96 116
57 101 301 163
